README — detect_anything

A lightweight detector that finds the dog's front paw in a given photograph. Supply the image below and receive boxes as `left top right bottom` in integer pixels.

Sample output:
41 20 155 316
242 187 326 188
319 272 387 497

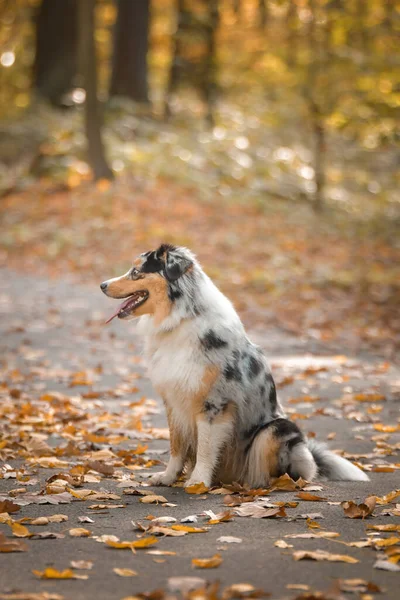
148 471 176 486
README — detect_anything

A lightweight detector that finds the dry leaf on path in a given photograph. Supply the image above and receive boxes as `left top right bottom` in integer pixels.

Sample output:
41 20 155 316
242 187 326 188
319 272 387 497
113 568 137 577
374 559 400 572
192 553 223 569
338 578 381 593
274 540 293 549
217 536 242 544
33 567 88 580
70 560 93 570
0 532 28 552
140 495 168 504
106 536 158 549
185 483 209 495
69 528 91 537
293 550 358 563
296 492 327 502
341 496 376 518
171 525 208 534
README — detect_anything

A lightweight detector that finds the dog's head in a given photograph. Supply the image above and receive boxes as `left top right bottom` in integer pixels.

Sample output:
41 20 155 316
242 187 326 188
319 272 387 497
101 244 194 325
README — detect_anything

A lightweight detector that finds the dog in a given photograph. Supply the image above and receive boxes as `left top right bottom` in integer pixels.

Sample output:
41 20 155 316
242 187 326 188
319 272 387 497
101 243 369 487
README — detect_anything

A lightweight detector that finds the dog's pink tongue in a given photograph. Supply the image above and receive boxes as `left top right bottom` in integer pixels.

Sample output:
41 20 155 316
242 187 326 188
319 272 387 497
105 297 132 324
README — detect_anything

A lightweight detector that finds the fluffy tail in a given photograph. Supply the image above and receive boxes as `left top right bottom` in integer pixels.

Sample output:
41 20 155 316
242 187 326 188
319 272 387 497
307 439 369 482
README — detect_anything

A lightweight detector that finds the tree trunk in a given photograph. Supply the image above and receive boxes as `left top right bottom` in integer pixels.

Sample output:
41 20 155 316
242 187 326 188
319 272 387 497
34 0 78 106
203 0 220 126
78 0 113 181
110 0 150 103
164 0 186 119
258 0 268 28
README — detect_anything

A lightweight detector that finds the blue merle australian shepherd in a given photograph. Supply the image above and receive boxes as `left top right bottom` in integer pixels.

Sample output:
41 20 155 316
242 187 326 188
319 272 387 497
101 244 368 488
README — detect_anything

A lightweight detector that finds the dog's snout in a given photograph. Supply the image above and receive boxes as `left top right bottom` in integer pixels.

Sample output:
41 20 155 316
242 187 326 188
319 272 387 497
100 282 108 291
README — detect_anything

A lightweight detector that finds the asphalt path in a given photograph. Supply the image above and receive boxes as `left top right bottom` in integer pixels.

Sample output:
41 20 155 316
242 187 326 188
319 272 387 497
0 269 399 600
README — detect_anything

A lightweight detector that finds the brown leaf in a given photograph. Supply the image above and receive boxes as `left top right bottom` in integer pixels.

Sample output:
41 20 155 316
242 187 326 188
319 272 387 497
341 496 376 518
0 500 20 514
192 553 223 569
270 474 307 491
338 579 381 593
296 492 327 502
140 495 168 504
293 550 358 563
0 532 28 553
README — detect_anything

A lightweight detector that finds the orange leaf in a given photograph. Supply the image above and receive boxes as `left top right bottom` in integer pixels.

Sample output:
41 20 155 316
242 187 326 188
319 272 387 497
192 553 223 569
185 482 209 495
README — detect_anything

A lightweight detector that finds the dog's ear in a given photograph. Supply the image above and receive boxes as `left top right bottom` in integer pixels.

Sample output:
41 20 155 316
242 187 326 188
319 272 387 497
164 250 192 282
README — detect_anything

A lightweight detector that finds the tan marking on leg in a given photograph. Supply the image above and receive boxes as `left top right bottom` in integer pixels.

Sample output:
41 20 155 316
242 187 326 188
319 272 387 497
244 429 281 488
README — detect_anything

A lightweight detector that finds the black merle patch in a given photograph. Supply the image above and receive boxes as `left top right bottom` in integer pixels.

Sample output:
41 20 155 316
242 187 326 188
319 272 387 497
271 418 302 438
168 286 182 302
201 330 228 351
286 434 304 450
248 355 262 378
266 373 278 414
141 251 164 274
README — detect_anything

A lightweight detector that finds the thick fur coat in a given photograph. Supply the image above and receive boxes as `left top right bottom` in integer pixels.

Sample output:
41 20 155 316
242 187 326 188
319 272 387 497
101 244 369 487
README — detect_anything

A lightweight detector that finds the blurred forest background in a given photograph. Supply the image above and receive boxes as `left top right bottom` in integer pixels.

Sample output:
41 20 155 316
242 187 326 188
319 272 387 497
0 0 399 353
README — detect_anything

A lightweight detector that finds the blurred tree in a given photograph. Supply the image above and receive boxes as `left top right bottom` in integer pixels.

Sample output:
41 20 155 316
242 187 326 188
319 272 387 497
34 0 78 106
258 0 268 28
165 0 220 124
110 0 150 103
78 0 113 180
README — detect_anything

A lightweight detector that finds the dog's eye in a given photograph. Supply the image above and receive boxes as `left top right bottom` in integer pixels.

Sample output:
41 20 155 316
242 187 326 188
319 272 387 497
131 268 140 278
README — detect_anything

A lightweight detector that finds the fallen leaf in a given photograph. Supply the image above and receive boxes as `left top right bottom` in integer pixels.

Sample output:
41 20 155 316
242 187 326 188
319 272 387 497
113 568 138 577
106 536 158 549
367 524 400 532
286 532 340 539
373 537 400 548
0 500 20 514
293 550 358 563
217 536 242 544
10 522 31 538
342 496 376 518
296 492 327 502
69 528 91 537
274 540 293 548
168 576 206 594
0 532 28 552
32 567 88 580
185 482 209 495
70 560 93 569
140 495 168 504
171 525 208 534
192 553 223 569
374 559 400 572
338 578 382 593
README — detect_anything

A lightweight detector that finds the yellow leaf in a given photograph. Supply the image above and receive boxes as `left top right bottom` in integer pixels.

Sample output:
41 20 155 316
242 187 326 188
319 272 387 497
113 568 138 577
293 550 358 563
11 522 31 538
106 536 158 549
374 537 400 548
69 528 91 537
185 482 209 495
192 554 223 568
171 525 208 533
33 567 87 579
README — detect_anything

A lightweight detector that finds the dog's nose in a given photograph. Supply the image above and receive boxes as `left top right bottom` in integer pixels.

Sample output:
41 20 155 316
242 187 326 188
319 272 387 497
100 282 108 291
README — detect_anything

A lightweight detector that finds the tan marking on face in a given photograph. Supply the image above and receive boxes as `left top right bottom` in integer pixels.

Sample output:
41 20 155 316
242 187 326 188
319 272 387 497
104 271 171 324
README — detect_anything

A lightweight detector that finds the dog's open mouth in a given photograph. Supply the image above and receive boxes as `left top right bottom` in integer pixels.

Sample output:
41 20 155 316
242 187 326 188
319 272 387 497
105 290 149 324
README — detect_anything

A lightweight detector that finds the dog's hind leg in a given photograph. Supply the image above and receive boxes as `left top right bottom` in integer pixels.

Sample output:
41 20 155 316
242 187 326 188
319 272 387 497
186 410 235 488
